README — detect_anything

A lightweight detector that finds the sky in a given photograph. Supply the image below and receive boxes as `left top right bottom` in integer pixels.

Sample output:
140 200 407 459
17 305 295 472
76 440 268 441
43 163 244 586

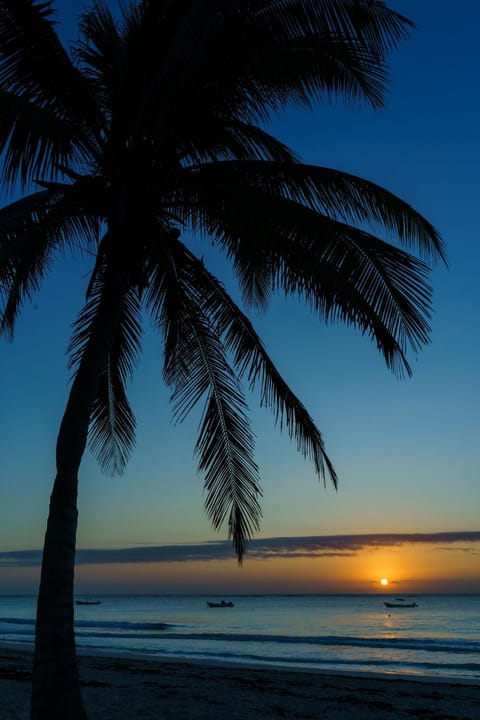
0 1 479 596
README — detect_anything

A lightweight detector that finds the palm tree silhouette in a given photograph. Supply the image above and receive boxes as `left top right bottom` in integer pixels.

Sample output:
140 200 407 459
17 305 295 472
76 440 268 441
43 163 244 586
0 2 445 718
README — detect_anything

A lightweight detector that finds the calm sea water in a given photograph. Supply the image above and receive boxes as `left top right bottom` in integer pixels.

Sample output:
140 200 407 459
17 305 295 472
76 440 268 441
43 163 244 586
1 594 479 680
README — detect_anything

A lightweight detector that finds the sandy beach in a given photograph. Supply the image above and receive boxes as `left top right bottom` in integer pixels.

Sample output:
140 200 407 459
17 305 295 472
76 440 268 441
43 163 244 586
1 645 479 719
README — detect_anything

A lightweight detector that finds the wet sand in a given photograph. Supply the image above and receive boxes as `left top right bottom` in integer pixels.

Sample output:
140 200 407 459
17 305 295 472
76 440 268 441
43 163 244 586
1 645 479 719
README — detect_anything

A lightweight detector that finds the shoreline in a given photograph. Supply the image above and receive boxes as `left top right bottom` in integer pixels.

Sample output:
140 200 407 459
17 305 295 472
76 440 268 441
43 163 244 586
2 639 479 685
1 645 479 719
2 639 479 686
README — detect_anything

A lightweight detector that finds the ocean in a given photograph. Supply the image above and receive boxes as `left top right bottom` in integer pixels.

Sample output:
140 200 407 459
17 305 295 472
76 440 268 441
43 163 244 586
1 594 479 680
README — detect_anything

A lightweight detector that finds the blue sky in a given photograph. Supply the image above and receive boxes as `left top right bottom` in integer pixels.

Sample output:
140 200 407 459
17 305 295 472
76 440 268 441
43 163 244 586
0 1 479 593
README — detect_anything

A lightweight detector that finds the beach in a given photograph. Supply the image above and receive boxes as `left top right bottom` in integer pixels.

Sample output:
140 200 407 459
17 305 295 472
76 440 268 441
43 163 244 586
1 646 479 720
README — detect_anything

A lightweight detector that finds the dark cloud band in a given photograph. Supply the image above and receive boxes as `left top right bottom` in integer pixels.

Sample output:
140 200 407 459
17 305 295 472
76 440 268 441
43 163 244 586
1 531 479 568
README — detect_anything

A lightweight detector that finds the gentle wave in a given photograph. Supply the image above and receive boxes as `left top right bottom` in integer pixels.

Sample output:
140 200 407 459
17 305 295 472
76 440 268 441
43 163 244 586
1 617 479 655
152 631 480 655
0 617 170 631
158 647 480 673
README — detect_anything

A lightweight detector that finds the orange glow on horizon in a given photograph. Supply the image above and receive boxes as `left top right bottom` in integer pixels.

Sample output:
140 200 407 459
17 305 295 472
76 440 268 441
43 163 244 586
2 539 479 595
70 540 480 595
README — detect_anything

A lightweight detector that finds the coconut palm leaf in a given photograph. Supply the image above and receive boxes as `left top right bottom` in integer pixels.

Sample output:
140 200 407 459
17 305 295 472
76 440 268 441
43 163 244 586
0 188 101 335
159 240 338 487
68 247 141 475
87 285 141 476
0 190 53 243
0 0 99 186
75 1 124 109
143 233 262 559
177 160 445 261
262 0 412 56
274 218 432 375
166 280 262 561
67 241 134 377
0 91 82 187
89 361 137 477
176 121 301 165
169 167 435 376
137 0 413 130
0 190 65 335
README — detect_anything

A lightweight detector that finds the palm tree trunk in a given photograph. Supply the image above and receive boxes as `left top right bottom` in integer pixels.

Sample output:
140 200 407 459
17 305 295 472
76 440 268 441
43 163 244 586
30 470 86 720
31 278 126 720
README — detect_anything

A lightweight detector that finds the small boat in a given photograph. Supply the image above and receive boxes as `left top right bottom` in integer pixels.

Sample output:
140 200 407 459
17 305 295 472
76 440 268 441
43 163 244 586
384 601 417 608
207 600 234 608
75 600 102 605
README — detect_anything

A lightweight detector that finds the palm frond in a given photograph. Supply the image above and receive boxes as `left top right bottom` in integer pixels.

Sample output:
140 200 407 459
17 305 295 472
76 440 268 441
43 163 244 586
259 0 413 57
176 306 262 562
0 90 86 188
244 0 406 110
0 186 101 337
75 1 123 114
0 190 65 336
274 215 433 376
178 121 301 165
137 0 413 140
0 260 43 337
68 242 140 379
180 160 446 263
0 190 52 245
222 122 300 162
31 177 103 254
68 247 141 475
146 236 262 561
89 358 137 477
173 244 338 488
87 281 141 476
138 226 186 385
0 0 100 187
168 166 435 376
208 186 434 374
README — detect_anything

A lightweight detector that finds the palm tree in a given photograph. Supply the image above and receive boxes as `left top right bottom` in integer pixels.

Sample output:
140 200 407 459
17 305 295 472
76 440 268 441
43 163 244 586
0 1 445 718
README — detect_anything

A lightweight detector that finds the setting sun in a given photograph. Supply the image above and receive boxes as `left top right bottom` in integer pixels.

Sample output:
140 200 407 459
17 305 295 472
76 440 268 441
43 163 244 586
380 578 389 586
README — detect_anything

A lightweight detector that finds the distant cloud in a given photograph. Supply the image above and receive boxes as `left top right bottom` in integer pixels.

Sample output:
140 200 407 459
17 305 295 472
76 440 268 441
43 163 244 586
1 531 479 568
242 532 480 560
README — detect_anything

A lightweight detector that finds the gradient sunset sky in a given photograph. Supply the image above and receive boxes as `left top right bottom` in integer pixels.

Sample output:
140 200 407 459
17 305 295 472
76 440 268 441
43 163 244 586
0 1 479 596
